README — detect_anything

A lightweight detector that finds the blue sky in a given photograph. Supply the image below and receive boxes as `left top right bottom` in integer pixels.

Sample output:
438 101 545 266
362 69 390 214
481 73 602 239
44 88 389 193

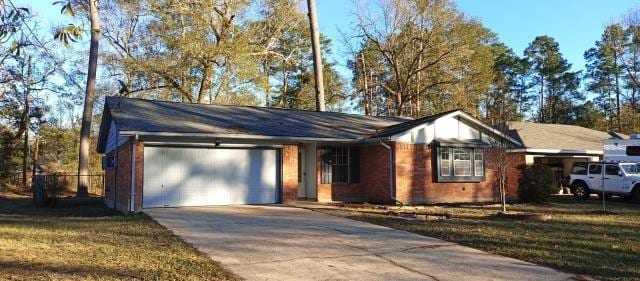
316 0 640 77
19 0 640 84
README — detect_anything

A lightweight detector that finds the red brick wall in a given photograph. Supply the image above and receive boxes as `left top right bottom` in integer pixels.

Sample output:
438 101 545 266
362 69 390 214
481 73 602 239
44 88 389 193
360 144 394 203
316 144 393 203
281 144 298 202
394 143 524 204
102 138 143 213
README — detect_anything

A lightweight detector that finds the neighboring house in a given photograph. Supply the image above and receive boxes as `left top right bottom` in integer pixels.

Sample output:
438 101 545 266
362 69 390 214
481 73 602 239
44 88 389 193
506 122 624 182
97 97 523 213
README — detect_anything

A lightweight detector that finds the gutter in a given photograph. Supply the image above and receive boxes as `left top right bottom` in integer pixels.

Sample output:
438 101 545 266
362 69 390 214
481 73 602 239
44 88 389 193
118 131 360 143
130 134 138 213
507 148 604 155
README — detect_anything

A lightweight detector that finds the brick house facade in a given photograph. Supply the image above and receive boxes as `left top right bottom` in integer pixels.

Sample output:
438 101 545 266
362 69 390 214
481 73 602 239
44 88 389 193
98 97 523 213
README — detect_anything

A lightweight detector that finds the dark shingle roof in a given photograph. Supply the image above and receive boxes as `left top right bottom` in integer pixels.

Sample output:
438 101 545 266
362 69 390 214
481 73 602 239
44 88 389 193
507 122 613 151
105 96 410 140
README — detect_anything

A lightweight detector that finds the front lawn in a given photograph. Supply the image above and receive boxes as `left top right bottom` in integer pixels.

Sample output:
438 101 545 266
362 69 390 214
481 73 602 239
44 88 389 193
335 196 640 281
0 190 237 280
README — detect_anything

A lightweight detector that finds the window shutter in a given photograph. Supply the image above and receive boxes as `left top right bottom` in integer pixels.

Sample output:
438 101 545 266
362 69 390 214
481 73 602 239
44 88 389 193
320 148 332 184
349 147 360 183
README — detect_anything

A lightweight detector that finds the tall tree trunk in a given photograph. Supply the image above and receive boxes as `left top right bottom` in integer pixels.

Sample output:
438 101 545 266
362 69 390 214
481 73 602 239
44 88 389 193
77 0 100 198
396 91 403 116
614 54 622 131
360 53 370 115
197 62 212 103
22 56 31 191
32 137 39 178
280 64 289 108
539 74 545 122
264 60 271 107
306 0 325 111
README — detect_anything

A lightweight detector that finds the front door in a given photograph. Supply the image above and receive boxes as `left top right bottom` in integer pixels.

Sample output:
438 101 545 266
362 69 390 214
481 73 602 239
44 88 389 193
604 164 624 193
588 163 603 191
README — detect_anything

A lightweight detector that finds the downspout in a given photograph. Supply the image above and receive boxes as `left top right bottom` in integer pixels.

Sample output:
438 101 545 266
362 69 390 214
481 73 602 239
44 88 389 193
113 141 118 211
130 134 138 213
379 141 403 205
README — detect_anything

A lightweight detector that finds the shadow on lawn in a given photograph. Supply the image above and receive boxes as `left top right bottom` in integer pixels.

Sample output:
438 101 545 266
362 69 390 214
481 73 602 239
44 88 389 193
349 196 640 281
0 196 119 217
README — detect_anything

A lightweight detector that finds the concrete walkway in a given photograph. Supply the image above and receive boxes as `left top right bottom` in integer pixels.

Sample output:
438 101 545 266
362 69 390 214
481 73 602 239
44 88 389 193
145 205 578 281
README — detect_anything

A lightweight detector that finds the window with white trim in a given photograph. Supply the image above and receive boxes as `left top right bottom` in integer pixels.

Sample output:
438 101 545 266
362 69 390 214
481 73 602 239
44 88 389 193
440 149 450 176
437 146 485 182
453 148 472 176
474 150 484 176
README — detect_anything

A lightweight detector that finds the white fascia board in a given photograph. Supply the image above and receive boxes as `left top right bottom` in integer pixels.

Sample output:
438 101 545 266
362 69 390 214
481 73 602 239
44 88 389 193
118 131 363 143
453 111 522 146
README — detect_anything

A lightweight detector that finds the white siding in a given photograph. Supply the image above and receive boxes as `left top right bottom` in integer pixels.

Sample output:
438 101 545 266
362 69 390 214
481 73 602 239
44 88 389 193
105 120 128 153
392 116 487 145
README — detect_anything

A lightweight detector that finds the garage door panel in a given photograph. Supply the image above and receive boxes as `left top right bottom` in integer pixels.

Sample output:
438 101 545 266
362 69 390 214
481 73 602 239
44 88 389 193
180 148 205 206
143 147 164 208
163 148 183 207
143 146 278 208
248 149 277 203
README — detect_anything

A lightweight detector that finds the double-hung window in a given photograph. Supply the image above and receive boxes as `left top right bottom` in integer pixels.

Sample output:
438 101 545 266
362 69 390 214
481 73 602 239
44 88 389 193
437 146 485 182
320 146 360 184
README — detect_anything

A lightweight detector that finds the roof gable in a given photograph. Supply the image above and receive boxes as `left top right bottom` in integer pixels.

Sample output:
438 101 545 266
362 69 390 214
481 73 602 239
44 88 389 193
375 110 521 146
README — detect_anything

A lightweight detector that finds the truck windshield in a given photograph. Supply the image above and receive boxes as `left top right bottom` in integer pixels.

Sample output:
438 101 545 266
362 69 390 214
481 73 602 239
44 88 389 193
620 164 640 174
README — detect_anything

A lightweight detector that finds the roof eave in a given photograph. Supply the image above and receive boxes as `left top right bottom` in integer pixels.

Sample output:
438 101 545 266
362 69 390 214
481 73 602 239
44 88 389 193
118 130 365 143
507 148 603 155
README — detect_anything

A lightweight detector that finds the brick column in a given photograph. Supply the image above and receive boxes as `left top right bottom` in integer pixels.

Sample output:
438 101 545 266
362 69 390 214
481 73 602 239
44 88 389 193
133 140 144 212
282 144 298 202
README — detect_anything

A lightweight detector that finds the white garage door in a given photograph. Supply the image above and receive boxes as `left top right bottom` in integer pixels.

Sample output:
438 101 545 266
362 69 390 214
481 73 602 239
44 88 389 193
143 146 278 208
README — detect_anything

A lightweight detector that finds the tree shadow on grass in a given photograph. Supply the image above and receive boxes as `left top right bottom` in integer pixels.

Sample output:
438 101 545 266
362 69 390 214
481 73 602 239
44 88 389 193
0 260 142 280
0 197 119 217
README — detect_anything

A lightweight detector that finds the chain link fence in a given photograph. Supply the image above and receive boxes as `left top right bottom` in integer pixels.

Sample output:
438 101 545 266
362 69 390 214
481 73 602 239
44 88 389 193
32 174 105 198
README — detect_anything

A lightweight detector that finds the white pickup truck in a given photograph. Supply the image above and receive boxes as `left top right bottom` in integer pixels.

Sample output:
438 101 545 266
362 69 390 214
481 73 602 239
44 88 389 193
569 161 640 201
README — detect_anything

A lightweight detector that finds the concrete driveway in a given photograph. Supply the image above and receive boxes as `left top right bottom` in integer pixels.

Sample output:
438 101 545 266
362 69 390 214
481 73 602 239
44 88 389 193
145 205 578 281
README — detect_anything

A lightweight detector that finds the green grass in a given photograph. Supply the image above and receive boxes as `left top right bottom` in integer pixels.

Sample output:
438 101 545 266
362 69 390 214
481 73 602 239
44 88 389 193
342 196 640 281
0 191 238 280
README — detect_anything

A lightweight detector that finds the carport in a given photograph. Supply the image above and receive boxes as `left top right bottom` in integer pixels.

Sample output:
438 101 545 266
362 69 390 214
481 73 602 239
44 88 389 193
507 122 622 190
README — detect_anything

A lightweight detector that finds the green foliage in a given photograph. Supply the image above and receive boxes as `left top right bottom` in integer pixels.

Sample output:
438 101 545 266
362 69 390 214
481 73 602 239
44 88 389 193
350 0 498 117
37 123 102 173
525 36 582 124
0 127 20 180
517 164 559 203
97 0 346 109
485 43 533 124
583 19 640 134
574 101 609 131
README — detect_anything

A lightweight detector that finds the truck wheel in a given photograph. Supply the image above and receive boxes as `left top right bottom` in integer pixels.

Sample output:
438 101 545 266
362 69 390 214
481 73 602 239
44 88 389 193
571 182 590 200
633 187 640 203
